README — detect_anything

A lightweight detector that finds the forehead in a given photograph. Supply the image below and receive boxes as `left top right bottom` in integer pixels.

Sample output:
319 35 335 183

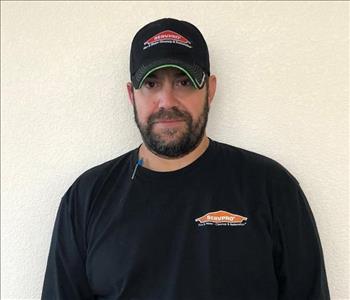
146 67 188 79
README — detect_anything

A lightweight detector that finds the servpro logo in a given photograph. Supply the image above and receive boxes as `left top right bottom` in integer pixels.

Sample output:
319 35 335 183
143 30 192 50
195 210 248 226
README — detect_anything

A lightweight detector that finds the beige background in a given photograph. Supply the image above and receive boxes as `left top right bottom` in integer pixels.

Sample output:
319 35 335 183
1 1 349 299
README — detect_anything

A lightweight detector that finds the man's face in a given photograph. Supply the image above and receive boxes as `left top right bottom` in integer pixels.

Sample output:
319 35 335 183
129 68 211 158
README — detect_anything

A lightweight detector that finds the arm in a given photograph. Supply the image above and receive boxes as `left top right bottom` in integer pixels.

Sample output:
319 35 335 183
41 186 94 299
271 180 331 300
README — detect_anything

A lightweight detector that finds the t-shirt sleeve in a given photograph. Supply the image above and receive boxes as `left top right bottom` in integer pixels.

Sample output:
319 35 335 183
41 184 94 299
271 178 331 300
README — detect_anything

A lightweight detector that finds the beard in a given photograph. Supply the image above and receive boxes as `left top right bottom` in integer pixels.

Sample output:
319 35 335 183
133 93 210 158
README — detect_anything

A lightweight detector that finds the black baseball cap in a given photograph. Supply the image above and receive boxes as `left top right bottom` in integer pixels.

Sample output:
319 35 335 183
130 18 210 89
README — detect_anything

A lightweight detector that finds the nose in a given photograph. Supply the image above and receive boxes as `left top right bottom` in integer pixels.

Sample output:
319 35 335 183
157 82 179 109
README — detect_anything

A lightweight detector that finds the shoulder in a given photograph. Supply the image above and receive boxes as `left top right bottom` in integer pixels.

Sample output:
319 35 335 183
211 139 299 187
63 148 136 201
80 149 134 183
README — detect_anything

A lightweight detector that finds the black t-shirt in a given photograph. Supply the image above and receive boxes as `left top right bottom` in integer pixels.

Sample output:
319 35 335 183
41 138 330 300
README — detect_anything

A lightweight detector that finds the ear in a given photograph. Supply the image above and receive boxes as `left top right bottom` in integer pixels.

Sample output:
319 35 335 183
207 75 217 106
127 82 135 105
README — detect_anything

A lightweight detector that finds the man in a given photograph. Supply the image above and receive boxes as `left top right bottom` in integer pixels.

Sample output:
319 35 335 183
42 18 330 299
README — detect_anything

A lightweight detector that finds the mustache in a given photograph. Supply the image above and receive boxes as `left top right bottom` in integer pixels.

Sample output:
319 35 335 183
148 107 191 124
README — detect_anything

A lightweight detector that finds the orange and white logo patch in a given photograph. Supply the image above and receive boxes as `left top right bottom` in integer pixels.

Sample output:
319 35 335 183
195 210 248 226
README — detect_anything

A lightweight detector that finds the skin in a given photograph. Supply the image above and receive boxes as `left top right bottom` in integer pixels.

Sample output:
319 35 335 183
127 67 217 172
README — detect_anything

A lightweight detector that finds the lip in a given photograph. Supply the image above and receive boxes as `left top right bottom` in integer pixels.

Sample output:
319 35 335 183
155 119 184 124
153 119 185 127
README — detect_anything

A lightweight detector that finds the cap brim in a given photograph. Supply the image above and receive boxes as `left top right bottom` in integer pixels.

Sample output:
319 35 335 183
131 58 206 89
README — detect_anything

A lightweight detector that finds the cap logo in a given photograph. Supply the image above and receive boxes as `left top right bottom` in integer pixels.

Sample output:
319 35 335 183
195 210 248 226
143 30 192 50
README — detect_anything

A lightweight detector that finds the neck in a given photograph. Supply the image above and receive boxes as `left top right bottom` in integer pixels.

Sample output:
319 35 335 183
138 135 210 172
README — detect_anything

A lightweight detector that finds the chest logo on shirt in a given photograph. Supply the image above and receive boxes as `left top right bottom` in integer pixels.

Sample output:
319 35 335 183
195 210 248 226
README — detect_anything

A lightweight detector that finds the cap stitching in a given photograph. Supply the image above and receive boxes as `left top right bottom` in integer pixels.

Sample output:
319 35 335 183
137 64 199 89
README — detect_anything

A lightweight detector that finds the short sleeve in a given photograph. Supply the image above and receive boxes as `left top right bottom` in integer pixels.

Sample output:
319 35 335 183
271 179 331 300
41 184 94 299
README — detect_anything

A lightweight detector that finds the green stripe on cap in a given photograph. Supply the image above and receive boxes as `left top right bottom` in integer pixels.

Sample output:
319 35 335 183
137 64 199 89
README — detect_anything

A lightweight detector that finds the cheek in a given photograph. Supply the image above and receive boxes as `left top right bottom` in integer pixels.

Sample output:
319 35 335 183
134 100 157 123
181 93 207 117
185 103 201 119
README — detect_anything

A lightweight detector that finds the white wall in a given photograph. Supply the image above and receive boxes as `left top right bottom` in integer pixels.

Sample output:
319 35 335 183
1 1 348 299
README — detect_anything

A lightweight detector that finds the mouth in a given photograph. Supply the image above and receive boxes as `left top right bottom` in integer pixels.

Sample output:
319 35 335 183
156 119 184 123
154 119 185 124
153 119 185 127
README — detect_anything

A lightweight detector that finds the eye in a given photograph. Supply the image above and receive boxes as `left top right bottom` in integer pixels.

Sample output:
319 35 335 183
177 78 193 87
143 80 157 89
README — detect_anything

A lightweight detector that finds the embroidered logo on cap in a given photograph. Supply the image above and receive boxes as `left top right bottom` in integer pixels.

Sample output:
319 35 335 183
143 30 192 50
195 210 248 226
